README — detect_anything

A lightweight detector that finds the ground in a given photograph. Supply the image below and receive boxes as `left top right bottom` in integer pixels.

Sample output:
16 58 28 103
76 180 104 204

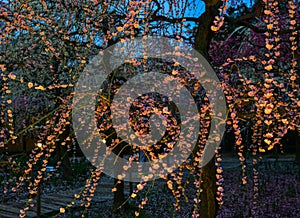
0 153 299 217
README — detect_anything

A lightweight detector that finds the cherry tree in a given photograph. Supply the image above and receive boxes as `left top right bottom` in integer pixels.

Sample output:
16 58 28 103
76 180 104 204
0 0 299 217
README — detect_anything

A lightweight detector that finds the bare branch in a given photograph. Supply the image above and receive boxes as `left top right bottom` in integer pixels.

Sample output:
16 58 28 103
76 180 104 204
151 14 199 24
225 16 300 34
151 0 199 24
224 16 265 33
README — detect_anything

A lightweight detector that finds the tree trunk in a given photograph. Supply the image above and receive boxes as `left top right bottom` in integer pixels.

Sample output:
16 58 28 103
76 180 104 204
102 36 131 212
59 143 73 180
296 131 300 164
112 133 126 212
200 158 217 218
194 3 221 217
113 178 126 211
104 128 130 213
